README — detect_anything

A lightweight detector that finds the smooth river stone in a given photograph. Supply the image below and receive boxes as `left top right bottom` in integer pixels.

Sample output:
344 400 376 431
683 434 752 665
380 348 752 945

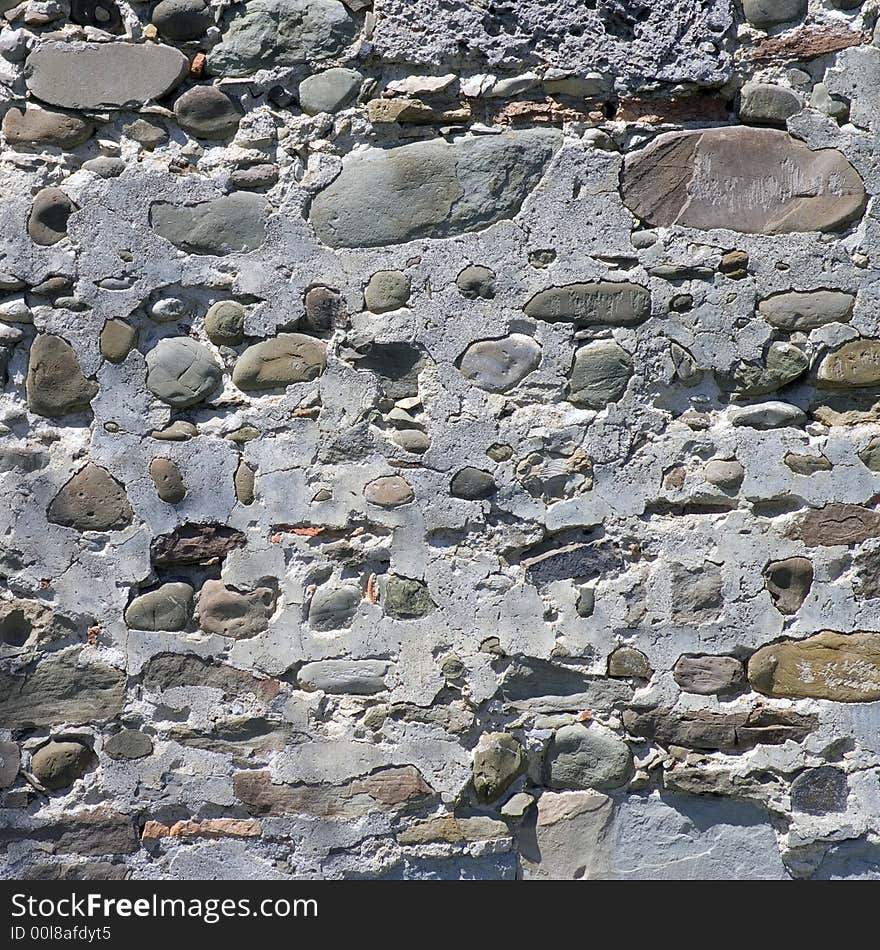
364 474 414 508
27 334 98 417
196 580 274 639
743 0 806 27
150 192 266 255
28 188 77 246
298 67 362 115
310 129 562 248
568 340 633 409
817 339 880 388
32 740 94 790
749 631 880 702
25 42 189 109
544 724 633 791
621 127 866 234
146 338 222 408
208 0 357 77
524 281 651 326
758 290 855 331
458 334 541 393
48 463 133 532
173 86 242 139
125 582 194 631
232 333 327 391
3 106 94 148
149 457 186 503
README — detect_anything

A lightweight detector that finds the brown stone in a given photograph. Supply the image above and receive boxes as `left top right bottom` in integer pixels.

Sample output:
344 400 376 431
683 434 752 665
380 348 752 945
398 815 508 845
764 556 813 614
749 631 880 702
621 126 866 234
3 106 94 148
27 334 98 417
608 646 652 678
791 503 880 546
748 25 868 65
364 474 414 508
99 319 136 363
672 655 745 695
817 339 880 389
142 818 261 840
149 457 186 504
150 522 245 566
48 463 133 532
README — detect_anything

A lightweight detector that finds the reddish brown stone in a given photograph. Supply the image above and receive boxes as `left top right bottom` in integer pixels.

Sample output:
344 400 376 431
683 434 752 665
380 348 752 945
748 26 868 65
791 503 880 546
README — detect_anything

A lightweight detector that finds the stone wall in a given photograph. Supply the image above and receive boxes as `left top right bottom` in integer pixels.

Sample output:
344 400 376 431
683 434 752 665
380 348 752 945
2 0 880 881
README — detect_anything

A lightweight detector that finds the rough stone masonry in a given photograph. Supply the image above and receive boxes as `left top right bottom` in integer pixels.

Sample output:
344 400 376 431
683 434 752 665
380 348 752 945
5 0 880 882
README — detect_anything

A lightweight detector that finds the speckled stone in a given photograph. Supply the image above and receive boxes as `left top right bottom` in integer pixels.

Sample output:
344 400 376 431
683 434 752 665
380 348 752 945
364 270 411 313
544 724 633 791
568 340 633 409
27 334 98 417
104 730 153 761
205 300 246 345
149 457 186 504
48 463 133 532
197 580 274 639
364 475 414 508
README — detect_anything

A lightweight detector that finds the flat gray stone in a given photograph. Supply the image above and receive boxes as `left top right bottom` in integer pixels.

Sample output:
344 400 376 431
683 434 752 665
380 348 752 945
209 0 357 77
104 730 153 761
197 580 274 639
298 659 390 695
146 337 222 408
458 334 541 393
124 582 194 631
622 127 866 234
310 129 562 248
26 41 188 109
743 0 806 27
673 655 745 695
0 650 126 728
524 282 651 326
174 86 242 139
758 290 854 331
299 67 362 115
3 107 94 148
729 401 805 429
739 82 802 125
0 741 20 788
232 333 327 390
48 463 133 532
150 192 266 255
568 340 633 409
27 334 97 418
544 724 633 791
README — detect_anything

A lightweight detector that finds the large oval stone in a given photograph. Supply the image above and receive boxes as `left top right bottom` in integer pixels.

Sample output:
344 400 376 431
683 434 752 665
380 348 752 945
3 106 94 148
568 340 633 409
310 129 561 248
458 334 541 393
150 193 266 255
125 583 194 631
524 281 651 326
544 724 632 791
749 631 880 702
146 338 222 408
32 740 95 790
25 42 188 109
232 333 326 391
621 127 866 234
196 580 274 639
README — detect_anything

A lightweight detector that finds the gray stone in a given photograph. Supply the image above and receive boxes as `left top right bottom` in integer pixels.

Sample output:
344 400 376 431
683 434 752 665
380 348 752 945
458 334 541 393
125 118 168 150
28 188 77 246
765 556 813 614
383 575 435 619
25 41 189 109
392 429 430 454
739 82 802 125
70 0 122 30
524 282 651 326
3 107 93 148
472 733 525 803
298 659 389 694
0 741 20 788
364 270 411 313
785 452 832 475
758 290 855 331
304 286 343 332
234 460 256 505
209 0 357 77
670 562 722 622
83 156 125 178
860 436 880 472
299 67 362 115
48 463 133 532
703 459 744 489
233 333 326 390
622 127 866 234
150 457 186 504
364 474 414 508
791 767 848 815
0 651 126 728
197 580 274 639
104 730 153 761
152 0 211 40
450 466 497 500
522 540 621 587
742 0 806 27
608 646 651 679
174 86 242 139
672 654 745 695
146 337 222 408
124 582 194 631
205 300 246 346
141 653 272 700
308 583 361 630
729 401 805 429
544 724 633 791
456 264 495 299
568 341 633 409
27 334 98 417
31 741 95 791
231 164 279 190
731 342 807 397
150 192 266 255
310 129 562 248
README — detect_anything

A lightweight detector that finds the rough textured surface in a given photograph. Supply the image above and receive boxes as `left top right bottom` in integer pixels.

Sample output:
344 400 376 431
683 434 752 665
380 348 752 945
4 0 880 883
